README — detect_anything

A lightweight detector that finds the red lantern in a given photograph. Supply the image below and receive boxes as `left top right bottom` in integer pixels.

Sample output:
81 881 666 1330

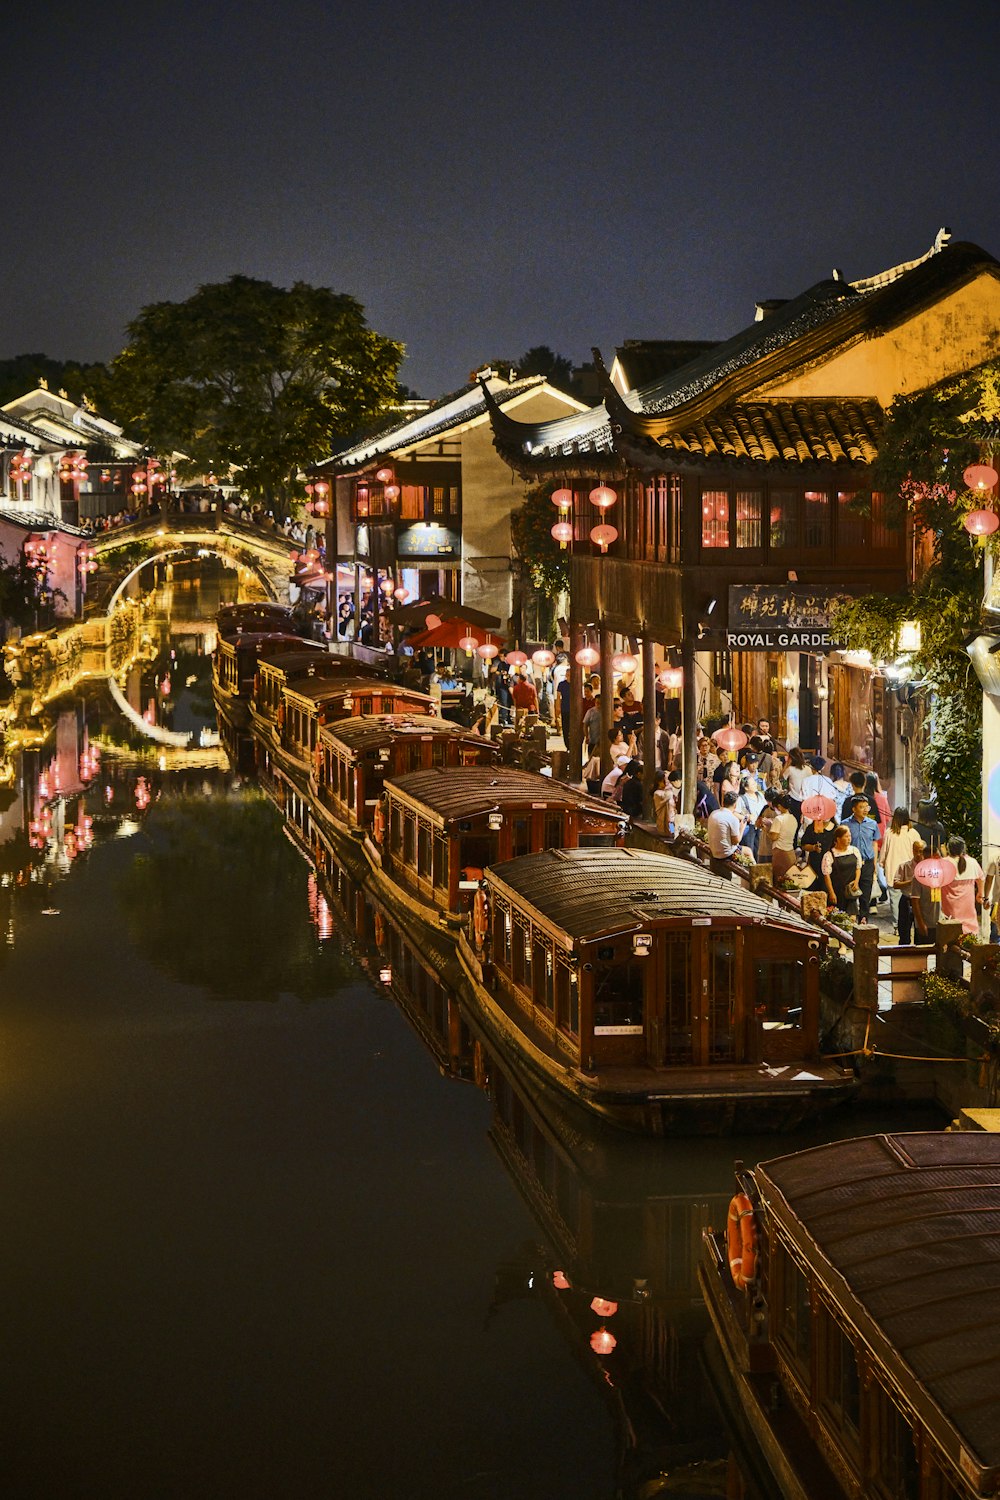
611 651 636 674
459 633 480 654
384 484 400 501
575 645 600 669
713 726 748 753
506 649 528 667
964 463 999 492
552 1270 571 1290
393 586 409 601
590 1328 617 1355
375 467 394 484
380 578 395 594
965 509 999 536
477 638 500 660
531 648 555 668
914 857 956 902
425 613 442 630
551 487 573 511
659 666 683 690
314 480 330 497
590 1296 618 1318
801 794 837 823
551 521 574 549
590 524 618 553
589 484 617 510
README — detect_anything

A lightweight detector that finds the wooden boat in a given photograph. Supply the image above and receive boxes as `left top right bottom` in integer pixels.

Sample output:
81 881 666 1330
273 677 437 778
456 845 856 1134
251 649 381 732
699 1131 1000 1500
372 767 624 922
315 714 499 830
212 632 323 726
217 601 299 636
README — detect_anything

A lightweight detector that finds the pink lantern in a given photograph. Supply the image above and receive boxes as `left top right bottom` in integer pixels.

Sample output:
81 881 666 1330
590 1296 618 1318
477 639 500 660
590 524 618 553
659 666 683 690
393 586 409 601
551 488 573 510
375 467 394 483
965 509 1000 536
384 483 401 501
425 613 442 630
611 651 637 674
459 633 480 654
551 521 574 549
713 726 748 753
589 484 617 511
914 857 956 902
532 648 556 668
381 578 395 594
590 1328 617 1356
575 645 600 669
313 480 330 497
964 463 999 492
552 1270 571 1290
801 794 837 823
506 649 528 667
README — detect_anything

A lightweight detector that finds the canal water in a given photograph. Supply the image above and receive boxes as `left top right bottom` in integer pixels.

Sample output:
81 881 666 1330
0 566 943 1500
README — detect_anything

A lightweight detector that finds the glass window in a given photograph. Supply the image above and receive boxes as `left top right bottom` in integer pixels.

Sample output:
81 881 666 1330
769 490 798 549
755 958 804 1033
417 825 432 878
838 491 868 548
593 961 645 1033
820 1307 860 1444
871 1383 919 1500
734 490 762 548
803 490 830 549
556 962 579 1036
871 491 894 549
776 1242 811 1375
701 489 730 548
512 815 532 858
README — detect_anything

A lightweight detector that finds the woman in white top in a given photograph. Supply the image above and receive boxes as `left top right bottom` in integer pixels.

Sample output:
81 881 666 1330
879 807 922 936
762 794 798 882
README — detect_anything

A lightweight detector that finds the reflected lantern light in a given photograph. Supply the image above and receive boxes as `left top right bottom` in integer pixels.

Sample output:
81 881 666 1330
590 1296 619 1318
552 1270 571 1290
590 1328 617 1355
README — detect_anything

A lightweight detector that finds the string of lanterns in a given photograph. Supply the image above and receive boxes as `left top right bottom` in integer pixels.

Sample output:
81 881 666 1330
963 461 999 536
549 484 621 553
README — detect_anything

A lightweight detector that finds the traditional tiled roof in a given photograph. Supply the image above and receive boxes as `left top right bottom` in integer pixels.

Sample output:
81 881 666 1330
612 339 719 391
637 397 882 467
321 714 478 752
0 503 88 537
387 766 614 825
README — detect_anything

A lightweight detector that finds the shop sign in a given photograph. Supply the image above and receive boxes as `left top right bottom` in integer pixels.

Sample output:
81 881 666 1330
396 524 460 558
727 585 845 651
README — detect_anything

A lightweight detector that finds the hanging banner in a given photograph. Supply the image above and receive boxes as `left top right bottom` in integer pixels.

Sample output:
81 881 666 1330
726 585 845 650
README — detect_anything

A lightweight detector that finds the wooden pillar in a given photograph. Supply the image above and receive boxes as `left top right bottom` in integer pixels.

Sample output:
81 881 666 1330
681 633 697 815
567 623 584 783
600 624 614 775
642 635 656 803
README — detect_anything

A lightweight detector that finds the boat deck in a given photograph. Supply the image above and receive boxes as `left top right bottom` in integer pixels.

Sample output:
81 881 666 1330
588 1059 853 1099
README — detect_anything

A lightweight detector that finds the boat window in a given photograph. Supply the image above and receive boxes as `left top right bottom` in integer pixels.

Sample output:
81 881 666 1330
402 814 415 866
533 941 554 1012
775 1242 811 1379
417 825 432 879
432 835 446 888
593 960 645 1035
664 934 692 1061
870 1380 919 1500
512 920 531 990
707 934 737 1061
512 815 532 858
493 904 512 968
390 807 402 850
543 812 563 850
819 1305 861 1452
459 834 497 881
556 961 578 1037
755 958 804 1033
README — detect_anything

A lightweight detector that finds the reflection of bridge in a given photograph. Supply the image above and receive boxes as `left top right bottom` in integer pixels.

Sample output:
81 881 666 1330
89 513 301 606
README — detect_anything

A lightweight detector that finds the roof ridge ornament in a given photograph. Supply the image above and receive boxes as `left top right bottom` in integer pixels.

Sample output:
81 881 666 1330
850 226 952 293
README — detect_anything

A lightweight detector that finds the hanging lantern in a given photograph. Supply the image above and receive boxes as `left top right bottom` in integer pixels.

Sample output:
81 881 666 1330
590 1327 617 1355
425 613 442 630
914 857 956 902
506 648 528 667
659 666 683 691
375 467 394 484
801 794 838 823
590 524 618 553
551 521 574 549
384 483 401 501
532 648 555 668
590 1296 618 1318
575 645 600 669
611 651 637 674
964 463 999 493
552 1270 571 1290
551 487 573 511
589 484 617 511
965 509 1000 536
393 586 409 601
132 468 146 482
459 633 480 655
381 578 395 595
477 638 500 660
713 726 748 753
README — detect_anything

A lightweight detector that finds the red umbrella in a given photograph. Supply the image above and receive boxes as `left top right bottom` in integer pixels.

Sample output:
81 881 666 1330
407 619 506 651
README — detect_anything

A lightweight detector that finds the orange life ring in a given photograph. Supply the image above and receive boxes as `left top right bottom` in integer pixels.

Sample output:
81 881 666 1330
472 887 490 949
726 1192 758 1289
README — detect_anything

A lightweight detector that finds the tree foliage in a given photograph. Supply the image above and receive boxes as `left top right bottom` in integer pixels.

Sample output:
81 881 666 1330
102 276 404 514
510 480 571 597
831 364 1000 851
0 550 66 636
0 353 110 409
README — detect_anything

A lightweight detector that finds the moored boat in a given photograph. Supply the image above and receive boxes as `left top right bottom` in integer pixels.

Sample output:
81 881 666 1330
251 648 382 734
213 631 324 726
457 845 856 1135
270 677 438 779
700 1131 1000 1500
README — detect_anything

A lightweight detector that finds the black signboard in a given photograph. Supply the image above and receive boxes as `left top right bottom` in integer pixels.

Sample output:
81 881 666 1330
727 585 844 651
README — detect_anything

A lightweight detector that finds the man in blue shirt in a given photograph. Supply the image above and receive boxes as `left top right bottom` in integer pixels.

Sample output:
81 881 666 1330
846 797 881 922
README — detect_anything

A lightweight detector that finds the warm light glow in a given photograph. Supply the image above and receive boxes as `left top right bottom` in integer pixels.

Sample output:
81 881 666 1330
459 633 480 654
590 1327 617 1355
659 666 683 690
575 645 600 669
898 620 922 653
477 639 499 660
552 1270 571 1290
313 480 330 496
590 1296 618 1318
611 651 636 674
801 794 837 823
506 649 528 667
531 648 555 668
384 484 401 501
965 509 999 536
551 521 573 549
914 857 955 892
589 484 617 511
964 463 999 492
375 467 394 484
590 523 618 552
381 578 395 594
551 487 573 511
393 586 409 601
713 726 748 752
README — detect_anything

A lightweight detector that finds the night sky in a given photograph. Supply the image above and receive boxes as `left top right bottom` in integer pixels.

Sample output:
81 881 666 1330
9 0 1000 397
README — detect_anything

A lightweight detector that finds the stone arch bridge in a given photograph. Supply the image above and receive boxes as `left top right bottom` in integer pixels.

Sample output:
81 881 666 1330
87 512 301 610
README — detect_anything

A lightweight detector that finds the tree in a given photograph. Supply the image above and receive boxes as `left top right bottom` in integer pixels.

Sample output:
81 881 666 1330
510 481 571 599
0 549 66 637
475 346 578 396
0 353 111 409
103 276 404 515
831 364 1000 851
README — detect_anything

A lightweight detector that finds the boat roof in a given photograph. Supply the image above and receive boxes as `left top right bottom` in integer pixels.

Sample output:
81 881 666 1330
285 677 435 709
320 714 488 753
484 846 816 940
386 767 617 827
757 1131 1000 1485
259 650 379 681
222 633 317 656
